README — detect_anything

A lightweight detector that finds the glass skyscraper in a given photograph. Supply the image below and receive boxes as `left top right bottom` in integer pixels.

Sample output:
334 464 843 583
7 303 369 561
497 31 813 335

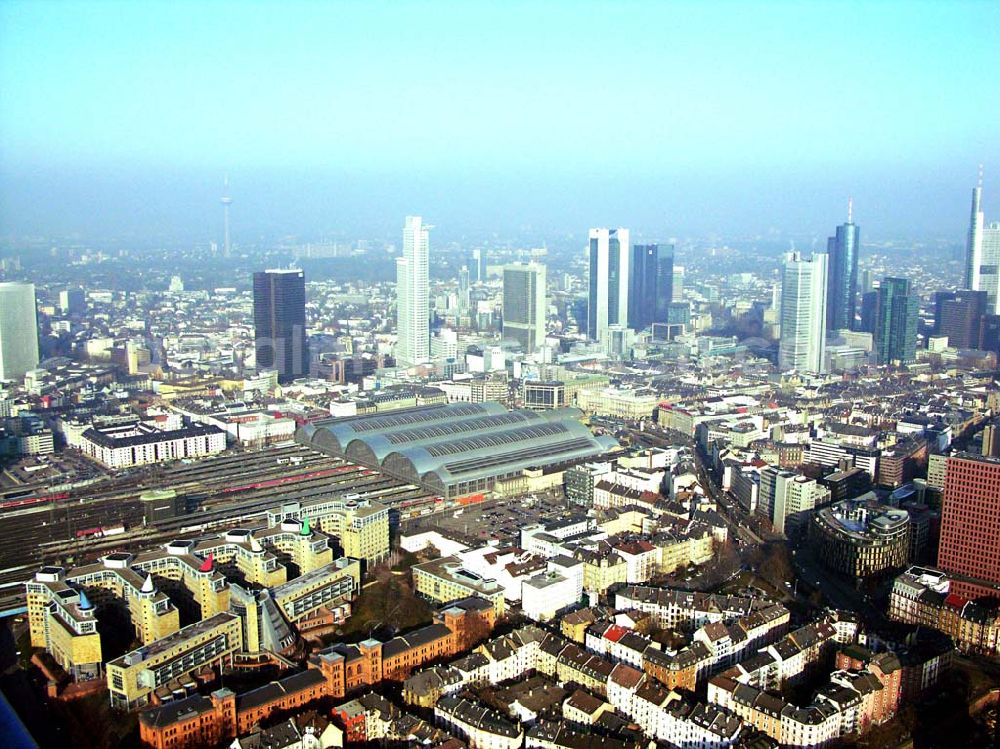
627 243 674 332
253 269 309 383
934 289 987 349
587 228 630 342
874 276 918 365
825 210 860 331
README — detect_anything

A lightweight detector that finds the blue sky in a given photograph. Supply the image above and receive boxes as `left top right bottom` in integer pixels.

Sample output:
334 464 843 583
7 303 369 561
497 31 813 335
1 1 997 242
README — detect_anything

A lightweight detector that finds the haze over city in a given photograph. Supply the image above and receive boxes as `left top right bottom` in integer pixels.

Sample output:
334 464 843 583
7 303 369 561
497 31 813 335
1 1 998 243
2 3 1000 749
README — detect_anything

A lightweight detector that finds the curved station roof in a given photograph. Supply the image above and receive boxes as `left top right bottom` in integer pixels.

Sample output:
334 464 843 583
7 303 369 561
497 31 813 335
299 403 617 497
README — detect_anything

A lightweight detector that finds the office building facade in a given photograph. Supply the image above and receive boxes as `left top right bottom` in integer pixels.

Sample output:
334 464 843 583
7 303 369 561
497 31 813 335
873 277 918 365
59 287 86 315
253 269 309 383
0 281 40 382
778 252 828 372
502 262 547 353
934 289 987 349
466 248 485 284
628 243 674 332
937 454 1000 599
982 222 1000 313
396 216 431 366
588 228 630 343
965 177 985 291
825 211 860 331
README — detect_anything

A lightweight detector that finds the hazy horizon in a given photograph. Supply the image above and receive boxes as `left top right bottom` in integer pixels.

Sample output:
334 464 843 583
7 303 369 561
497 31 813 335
2 1 998 245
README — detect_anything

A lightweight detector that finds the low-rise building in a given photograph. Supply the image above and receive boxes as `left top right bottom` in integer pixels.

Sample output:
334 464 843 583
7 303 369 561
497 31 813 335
79 421 226 468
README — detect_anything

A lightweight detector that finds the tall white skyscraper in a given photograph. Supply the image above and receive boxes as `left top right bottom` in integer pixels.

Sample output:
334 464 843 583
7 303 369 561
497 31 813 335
502 262 547 353
965 168 1000 313
587 228 630 343
396 216 430 366
778 252 828 373
983 222 1000 313
965 168 985 292
0 282 40 382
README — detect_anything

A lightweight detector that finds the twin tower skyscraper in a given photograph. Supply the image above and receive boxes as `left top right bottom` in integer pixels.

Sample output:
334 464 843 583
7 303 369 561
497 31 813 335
777 204 860 372
587 228 679 343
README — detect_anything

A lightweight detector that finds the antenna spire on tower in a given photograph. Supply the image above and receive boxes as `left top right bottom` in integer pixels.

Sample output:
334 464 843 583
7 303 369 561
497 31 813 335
979 164 985 188
847 196 853 223
220 174 233 258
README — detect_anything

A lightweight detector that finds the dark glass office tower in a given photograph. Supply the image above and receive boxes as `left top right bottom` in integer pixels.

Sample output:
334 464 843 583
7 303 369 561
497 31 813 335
859 291 878 333
627 243 674 332
825 210 860 331
253 269 309 383
979 314 1000 354
874 277 918 365
654 245 675 325
934 290 987 349
628 244 656 332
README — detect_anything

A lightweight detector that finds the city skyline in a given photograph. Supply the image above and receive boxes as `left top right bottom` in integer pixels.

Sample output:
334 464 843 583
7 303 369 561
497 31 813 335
2 5 1000 748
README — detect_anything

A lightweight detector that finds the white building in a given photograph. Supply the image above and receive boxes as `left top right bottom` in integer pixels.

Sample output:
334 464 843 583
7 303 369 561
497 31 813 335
435 696 523 749
80 422 226 468
587 228 630 344
0 282 40 382
396 216 430 366
779 252 828 373
521 560 582 623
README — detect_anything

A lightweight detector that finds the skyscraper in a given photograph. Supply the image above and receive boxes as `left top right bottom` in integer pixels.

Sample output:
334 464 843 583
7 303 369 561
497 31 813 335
934 289 987 349
873 277 919 365
628 244 657 332
0 282 40 382
253 269 309 383
587 228 630 342
778 252 828 372
466 249 485 284
627 243 674 332
965 168 984 291
824 200 860 331
396 216 430 366
938 453 1000 599
502 262 547 353
858 290 879 334
982 221 1000 313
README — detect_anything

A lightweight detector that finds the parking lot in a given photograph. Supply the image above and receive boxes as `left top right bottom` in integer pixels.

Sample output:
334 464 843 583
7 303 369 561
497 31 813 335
403 491 584 546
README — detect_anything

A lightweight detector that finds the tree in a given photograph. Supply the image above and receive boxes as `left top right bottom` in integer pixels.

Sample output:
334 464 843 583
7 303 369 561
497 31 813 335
759 542 794 589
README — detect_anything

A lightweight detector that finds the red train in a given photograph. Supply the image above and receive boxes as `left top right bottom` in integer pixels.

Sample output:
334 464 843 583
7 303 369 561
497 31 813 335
75 525 125 539
221 465 357 494
0 491 71 510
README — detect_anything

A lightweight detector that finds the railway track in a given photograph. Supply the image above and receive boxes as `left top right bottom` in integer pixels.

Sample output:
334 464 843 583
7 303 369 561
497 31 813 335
0 444 437 613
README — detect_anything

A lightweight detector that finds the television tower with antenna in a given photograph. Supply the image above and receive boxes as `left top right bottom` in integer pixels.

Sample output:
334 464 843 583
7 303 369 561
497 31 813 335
221 175 233 257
